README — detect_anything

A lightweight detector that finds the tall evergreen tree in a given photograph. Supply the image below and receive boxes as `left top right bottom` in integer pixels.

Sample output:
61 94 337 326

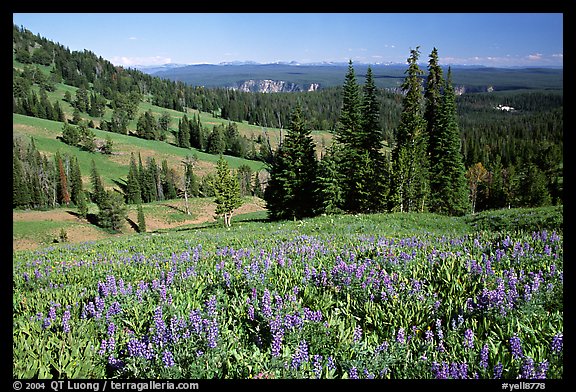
359 65 388 212
429 68 469 215
315 145 345 215
178 115 191 148
125 153 142 204
264 104 318 220
90 159 106 207
69 156 84 206
76 189 88 219
335 60 364 212
137 203 146 233
390 47 429 212
13 144 31 208
97 190 127 232
56 152 71 206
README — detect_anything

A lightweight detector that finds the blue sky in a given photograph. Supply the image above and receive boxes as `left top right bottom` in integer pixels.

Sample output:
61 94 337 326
13 13 563 67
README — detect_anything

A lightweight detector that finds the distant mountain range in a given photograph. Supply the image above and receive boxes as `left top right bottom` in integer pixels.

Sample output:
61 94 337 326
131 61 563 93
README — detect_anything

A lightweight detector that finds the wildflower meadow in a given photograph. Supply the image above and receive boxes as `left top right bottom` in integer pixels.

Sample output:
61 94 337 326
13 209 563 380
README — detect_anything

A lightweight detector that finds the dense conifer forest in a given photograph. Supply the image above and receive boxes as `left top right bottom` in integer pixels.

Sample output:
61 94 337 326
13 24 562 219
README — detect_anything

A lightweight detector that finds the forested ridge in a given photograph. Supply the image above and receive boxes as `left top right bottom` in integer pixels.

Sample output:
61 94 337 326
13 24 562 223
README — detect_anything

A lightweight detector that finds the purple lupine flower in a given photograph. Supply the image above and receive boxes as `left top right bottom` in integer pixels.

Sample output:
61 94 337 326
62 310 71 333
271 329 283 357
106 275 117 296
435 319 444 340
189 309 202 334
464 329 475 350
162 350 175 368
327 356 336 371
534 360 549 379
98 339 107 355
375 341 389 354
493 362 503 379
94 296 105 315
108 355 123 370
290 340 309 370
396 327 405 344
206 318 219 349
480 344 489 369
247 305 255 321
42 317 51 329
153 307 166 346
520 357 534 379
349 366 359 379
353 325 362 344
431 362 449 379
261 289 272 319
107 301 121 319
206 295 217 317
107 322 116 337
551 333 563 353
424 329 434 343
312 354 323 378
510 335 523 359
48 306 57 321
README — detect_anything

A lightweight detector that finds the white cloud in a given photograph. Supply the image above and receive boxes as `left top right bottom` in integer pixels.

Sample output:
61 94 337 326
109 56 172 66
527 53 543 61
128 37 138 41
552 53 563 58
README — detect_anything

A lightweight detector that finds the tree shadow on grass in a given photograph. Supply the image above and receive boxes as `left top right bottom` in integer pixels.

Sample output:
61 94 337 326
66 210 99 226
126 217 139 232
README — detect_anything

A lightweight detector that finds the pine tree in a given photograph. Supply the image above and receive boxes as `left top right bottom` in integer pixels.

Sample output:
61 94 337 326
56 152 71 206
178 115 191 148
429 67 469 215
390 47 429 212
125 153 142 204
97 190 127 232
69 156 84 206
264 104 318 220
253 172 264 199
336 60 363 147
13 143 31 208
315 145 344 215
360 65 388 212
213 155 243 228
137 203 146 233
161 159 178 200
76 189 88 219
90 159 106 207
334 60 364 212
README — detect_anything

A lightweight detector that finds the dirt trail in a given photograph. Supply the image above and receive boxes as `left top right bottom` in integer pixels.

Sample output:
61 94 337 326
13 198 266 252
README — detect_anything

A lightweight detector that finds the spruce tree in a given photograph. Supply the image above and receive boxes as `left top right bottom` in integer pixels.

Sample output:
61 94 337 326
360 65 388 212
137 203 146 233
264 104 318 220
390 47 429 212
90 159 106 207
315 145 344 215
335 60 364 212
69 156 84 206
13 144 31 208
56 152 71 206
431 68 470 215
76 189 88 218
178 115 191 148
125 153 142 204
97 190 127 232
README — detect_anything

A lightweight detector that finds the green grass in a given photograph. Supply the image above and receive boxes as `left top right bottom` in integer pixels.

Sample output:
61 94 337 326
13 113 266 190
